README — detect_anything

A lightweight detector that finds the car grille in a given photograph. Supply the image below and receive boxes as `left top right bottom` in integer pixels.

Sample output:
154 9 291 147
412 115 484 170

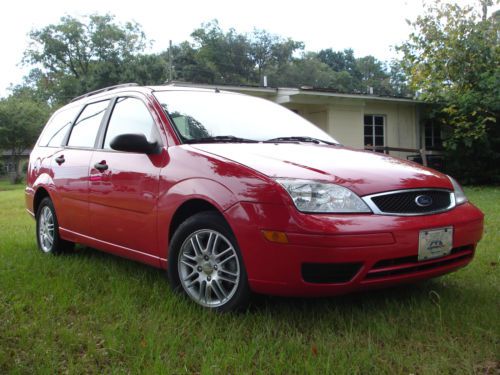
367 189 453 215
364 245 474 280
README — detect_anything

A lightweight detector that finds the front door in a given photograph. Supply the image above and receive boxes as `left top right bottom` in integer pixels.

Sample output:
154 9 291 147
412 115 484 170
52 100 111 236
88 96 165 262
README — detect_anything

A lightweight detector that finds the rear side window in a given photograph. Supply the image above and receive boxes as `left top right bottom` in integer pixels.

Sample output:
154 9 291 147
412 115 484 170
67 100 110 148
38 106 81 147
103 97 159 150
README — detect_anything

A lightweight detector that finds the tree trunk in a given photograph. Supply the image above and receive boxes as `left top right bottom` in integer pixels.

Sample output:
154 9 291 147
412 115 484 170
9 152 22 184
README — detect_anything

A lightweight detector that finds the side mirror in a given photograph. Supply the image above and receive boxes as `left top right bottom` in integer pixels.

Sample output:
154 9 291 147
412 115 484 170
110 133 160 154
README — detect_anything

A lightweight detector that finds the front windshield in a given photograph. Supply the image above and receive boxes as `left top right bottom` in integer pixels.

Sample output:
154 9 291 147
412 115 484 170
153 90 338 144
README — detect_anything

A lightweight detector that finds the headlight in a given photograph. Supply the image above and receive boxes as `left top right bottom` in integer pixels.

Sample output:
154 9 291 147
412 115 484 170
448 176 468 205
276 179 371 213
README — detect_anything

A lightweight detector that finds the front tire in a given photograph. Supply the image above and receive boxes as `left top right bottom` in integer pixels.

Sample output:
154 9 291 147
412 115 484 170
36 197 74 254
168 211 250 312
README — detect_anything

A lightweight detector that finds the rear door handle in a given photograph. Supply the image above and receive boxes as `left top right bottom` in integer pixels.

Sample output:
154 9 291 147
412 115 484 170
55 155 65 165
94 161 109 171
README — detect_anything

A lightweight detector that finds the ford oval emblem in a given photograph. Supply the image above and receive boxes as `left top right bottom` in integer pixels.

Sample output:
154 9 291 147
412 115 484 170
415 195 433 207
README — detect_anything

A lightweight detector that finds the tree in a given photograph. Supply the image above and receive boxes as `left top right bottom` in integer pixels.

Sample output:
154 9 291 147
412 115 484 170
318 49 359 75
19 14 411 106
316 48 407 95
0 95 50 183
170 41 215 83
356 55 392 95
23 14 149 104
249 29 304 84
121 54 167 85
398 0 500 183
268 53 336 88
190 20 255 84
169 21 304 86
388 60 414 98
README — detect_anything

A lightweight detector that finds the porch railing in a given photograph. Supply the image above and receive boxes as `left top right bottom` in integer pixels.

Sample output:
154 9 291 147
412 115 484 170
363 146 444 168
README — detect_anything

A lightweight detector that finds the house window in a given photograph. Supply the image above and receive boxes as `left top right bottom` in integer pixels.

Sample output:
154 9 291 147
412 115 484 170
424 122 442 150
364 115 385 152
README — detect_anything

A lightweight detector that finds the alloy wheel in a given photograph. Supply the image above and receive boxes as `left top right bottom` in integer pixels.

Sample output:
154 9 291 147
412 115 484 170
38 205 55 253
178 229 241 308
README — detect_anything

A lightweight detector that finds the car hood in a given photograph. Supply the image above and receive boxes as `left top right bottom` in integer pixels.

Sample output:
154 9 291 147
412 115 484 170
190 143 452 196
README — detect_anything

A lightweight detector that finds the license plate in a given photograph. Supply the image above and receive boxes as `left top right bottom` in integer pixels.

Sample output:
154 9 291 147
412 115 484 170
418 226 453 261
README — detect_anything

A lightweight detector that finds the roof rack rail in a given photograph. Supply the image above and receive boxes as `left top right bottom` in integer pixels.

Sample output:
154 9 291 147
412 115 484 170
70 83 139 103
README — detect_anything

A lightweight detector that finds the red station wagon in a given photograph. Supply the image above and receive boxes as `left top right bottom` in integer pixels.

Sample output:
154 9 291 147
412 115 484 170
26 84 484 311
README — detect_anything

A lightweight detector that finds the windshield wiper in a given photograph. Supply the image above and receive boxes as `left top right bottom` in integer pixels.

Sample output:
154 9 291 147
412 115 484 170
264 136 338 145
185 135 258 144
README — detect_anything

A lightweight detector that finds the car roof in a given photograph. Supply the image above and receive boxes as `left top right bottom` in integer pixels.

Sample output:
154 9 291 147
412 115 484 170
69 83 233 104
57 83 238 118
148 85 224 93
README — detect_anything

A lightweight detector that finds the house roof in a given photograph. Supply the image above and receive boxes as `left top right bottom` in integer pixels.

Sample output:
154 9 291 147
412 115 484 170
162 82 422 105
2 149 31 157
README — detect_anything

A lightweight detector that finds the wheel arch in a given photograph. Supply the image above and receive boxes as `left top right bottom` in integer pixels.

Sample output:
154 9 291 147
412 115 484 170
30 171 56 216
158 177 241 266
33 186 52 216
168 198 224 242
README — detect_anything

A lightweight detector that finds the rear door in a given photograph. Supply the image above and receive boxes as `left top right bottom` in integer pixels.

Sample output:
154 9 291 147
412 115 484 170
88 96 165 262
52 100 111 236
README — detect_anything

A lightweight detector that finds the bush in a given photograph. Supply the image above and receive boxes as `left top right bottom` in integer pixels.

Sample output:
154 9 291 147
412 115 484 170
22 160 29 174
443 122 500 185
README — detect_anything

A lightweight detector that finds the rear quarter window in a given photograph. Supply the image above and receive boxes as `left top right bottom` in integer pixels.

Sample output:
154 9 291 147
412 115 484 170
38 106 82 147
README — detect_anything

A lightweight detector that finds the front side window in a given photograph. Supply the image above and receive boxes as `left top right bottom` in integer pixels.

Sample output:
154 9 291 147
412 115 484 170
364 115 385 152
153 90 337 143
103 97 159 150
67 100 110 148
38 106 81 147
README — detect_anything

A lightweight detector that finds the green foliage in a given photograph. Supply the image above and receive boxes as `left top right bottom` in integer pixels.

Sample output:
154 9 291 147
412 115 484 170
22 160 29 174
170 21 304 86
268 52 336 88
164 20 408 95
249 28 304 83
0 95 50 183
18 14 412 105
398 1 500 183
22 14 149 104
189 20 255 84
355 55 392 95
388 60 415 98
121 53 166 85
316 48 361 93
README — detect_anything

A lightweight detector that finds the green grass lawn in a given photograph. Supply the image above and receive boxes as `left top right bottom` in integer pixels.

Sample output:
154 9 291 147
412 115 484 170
0 179 24 191
0 184 498 374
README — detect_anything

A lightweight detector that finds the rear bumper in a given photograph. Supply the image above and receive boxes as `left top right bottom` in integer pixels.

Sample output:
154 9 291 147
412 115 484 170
225 201 483 297
25 186 35 217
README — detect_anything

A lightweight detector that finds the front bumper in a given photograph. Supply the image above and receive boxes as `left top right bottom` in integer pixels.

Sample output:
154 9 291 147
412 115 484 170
225 201 484 297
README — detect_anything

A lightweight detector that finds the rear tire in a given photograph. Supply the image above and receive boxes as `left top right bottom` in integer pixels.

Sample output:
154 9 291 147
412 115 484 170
168 211 250 312
36 197 74 255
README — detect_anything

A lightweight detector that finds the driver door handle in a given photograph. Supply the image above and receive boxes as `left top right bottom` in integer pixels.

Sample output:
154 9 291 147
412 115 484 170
94 161 108 171
55 155 65 165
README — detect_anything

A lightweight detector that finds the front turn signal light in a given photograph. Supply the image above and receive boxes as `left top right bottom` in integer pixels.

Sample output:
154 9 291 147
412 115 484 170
262 230 289 244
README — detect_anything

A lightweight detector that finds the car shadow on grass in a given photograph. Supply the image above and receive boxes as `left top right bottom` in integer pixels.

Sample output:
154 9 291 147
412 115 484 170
250 282 438 310
68 244 460 316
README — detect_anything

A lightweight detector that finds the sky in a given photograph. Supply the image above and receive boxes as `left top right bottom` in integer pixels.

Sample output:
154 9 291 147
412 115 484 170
0 0 494 98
